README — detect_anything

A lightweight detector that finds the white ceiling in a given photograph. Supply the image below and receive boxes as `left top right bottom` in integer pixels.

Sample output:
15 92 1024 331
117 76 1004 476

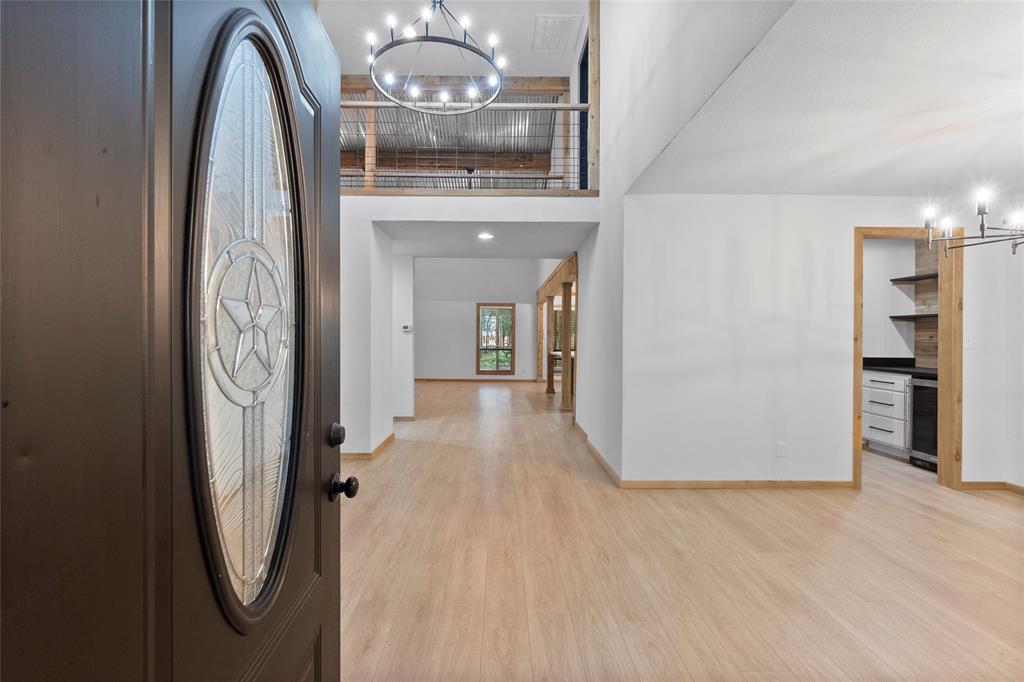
630 1 1024 198
376 220 596 257
319 0 588 76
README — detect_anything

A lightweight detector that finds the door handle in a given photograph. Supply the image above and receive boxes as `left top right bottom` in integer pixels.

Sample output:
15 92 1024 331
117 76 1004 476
328 422 346 448
329 474 359 501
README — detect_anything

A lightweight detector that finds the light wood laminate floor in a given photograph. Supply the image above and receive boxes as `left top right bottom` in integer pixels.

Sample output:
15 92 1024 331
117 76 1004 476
341 381 1024 681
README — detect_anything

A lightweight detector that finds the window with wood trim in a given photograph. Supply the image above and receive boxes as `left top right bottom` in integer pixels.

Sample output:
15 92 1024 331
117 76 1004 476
477 304 515 374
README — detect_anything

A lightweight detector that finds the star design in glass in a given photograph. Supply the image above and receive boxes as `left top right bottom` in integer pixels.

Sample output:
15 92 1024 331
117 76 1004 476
220 259 282 378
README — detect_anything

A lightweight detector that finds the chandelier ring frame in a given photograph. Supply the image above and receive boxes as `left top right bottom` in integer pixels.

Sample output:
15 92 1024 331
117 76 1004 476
369 35 503 116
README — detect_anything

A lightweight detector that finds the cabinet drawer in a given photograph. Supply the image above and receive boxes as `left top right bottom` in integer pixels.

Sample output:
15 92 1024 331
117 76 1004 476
862 387 906 420
863 371 910 393
862 413 906 449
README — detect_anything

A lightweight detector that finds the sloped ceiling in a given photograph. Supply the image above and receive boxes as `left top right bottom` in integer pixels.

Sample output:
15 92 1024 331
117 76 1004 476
630 1 1024 198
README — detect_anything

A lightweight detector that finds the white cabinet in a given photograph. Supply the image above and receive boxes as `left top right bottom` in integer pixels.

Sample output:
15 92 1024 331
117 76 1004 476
862 371 911 452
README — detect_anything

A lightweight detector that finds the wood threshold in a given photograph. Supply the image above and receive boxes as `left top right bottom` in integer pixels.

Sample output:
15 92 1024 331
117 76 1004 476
342 432 395 462
393 416 415 422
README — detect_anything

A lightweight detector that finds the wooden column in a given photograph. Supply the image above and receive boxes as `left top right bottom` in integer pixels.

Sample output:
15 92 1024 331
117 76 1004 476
560 282 573 410
364 89 377 189
545 296 555 394
536 301 544 382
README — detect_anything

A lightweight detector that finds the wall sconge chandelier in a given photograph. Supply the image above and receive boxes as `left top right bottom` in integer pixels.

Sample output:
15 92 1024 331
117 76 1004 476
366 0 506 116
926 189 1024 255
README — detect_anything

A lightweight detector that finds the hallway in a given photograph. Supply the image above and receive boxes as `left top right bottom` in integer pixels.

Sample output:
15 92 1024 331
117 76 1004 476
341 381 1024 681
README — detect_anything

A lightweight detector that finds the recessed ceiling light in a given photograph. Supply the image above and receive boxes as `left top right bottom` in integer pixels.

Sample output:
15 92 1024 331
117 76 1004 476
478 232 494 240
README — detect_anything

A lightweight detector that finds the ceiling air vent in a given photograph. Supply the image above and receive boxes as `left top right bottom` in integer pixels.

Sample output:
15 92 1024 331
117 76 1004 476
531 15 584 53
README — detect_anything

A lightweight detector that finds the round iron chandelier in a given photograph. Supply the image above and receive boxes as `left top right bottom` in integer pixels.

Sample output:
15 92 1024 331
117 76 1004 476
365 0 506 116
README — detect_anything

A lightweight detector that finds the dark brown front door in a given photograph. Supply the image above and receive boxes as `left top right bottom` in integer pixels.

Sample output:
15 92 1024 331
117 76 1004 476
2 1 342 679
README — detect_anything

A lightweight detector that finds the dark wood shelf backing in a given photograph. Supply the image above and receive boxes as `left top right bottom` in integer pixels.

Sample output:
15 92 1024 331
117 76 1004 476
890 272 938 284
890 313 938 322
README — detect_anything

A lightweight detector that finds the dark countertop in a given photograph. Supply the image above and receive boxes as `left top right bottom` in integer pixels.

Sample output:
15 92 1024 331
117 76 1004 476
864 364 938 380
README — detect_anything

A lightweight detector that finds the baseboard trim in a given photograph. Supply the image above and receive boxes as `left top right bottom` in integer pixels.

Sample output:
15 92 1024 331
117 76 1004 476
571 424 854 490
416 378 536 383
959 480 1024 495
573 423 621 485
341 432 395 462
618 480 856 490
394 416 415 422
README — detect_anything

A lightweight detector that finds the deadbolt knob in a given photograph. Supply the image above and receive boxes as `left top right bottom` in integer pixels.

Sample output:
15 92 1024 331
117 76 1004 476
329 474 359 501
328 422 346 448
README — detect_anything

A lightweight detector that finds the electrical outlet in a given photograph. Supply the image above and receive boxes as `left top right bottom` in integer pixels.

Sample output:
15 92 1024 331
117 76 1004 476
776 441 785 457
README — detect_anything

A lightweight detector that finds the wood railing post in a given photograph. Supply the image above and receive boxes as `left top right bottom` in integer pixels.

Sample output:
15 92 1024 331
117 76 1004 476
364 89 376 189
560 282 573 410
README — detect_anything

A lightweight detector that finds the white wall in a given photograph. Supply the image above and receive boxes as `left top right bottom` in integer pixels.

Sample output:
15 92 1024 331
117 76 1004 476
862 239 915 358
393 256 415 418
575 0 791 476
414 258 539 381
962 193 1024 486
621 193 1024 484
369 227 394 449
621 195 937 482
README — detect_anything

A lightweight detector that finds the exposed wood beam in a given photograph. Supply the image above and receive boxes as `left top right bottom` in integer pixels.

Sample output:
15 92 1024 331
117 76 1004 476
342 150 553 173
536 252 578 303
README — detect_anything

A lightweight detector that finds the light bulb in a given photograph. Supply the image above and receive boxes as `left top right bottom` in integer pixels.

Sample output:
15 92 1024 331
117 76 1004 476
466 86 479 99
408 85 421 98
488 33 499 47
923 205 937 229
496 56 507 70
386 14 397 28
402 25 416 38
365 31 377 45
366 54 374 64
460 15 471 29
384 72 396 86
976 187 992 203
488 74 499 88
421 6 432 22
940 217 954 236
439 90 450 103
1010 211 1024 228
478 232 494 240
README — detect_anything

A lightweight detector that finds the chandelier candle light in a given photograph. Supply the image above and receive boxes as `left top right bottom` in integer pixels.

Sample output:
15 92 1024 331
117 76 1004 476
925 188 1024 256
365 0 507 115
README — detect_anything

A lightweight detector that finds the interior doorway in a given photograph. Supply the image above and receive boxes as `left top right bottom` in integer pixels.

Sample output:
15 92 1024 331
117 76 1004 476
536 253 579 415
853 227 964 490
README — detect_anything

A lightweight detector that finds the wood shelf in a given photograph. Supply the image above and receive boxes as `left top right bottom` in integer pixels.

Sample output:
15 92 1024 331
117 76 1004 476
890 272 938 284
890 313 938 322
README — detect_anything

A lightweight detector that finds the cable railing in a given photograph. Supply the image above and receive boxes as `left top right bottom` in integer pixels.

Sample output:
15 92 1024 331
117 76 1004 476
340 89 594 195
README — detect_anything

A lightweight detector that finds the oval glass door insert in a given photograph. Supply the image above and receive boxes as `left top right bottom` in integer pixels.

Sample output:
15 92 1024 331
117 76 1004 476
198 37 298 606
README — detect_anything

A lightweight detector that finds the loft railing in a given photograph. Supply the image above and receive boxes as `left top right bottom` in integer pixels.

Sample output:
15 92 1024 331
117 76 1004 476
340 77 595 196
